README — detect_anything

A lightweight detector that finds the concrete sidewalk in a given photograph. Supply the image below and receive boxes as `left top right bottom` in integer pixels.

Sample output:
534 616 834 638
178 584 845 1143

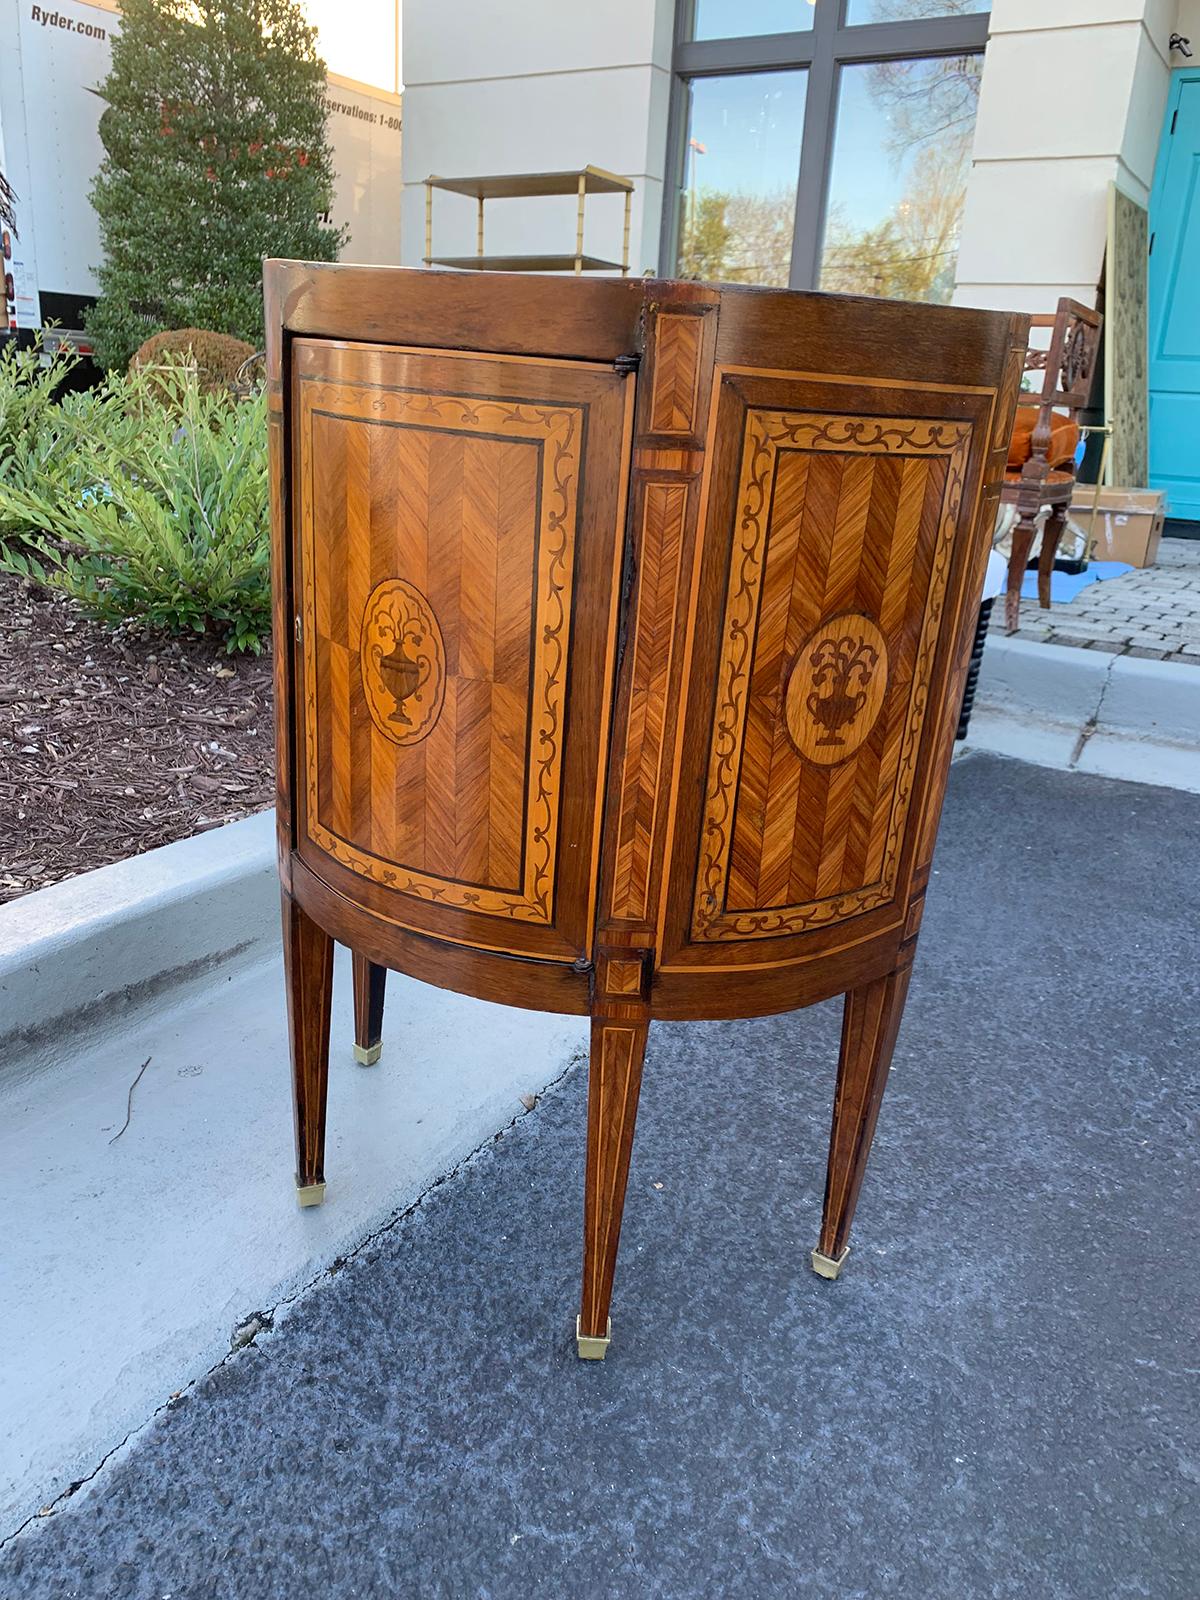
967 633 1200 793
4 753 1197 1599
0 819 587 1534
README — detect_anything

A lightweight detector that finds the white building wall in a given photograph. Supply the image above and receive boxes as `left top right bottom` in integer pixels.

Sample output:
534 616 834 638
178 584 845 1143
400 0 675 273
953 0 1180 314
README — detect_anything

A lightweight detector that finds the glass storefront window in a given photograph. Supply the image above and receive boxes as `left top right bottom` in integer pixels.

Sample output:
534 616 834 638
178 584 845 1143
819 54 982 304
845 1 987 23
676 71 808 287
692 1 814 41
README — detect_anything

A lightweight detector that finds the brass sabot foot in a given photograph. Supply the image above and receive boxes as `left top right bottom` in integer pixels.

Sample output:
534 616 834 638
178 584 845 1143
576 1315 612 1360
810 1245 850 1280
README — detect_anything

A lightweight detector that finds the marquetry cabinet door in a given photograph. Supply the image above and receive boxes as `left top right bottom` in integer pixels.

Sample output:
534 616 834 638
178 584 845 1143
290 338 634 964
660 362 998 979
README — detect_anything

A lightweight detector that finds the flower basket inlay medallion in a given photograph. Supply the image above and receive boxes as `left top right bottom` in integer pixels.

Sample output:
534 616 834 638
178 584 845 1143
785 614 889 766
361 579 445 747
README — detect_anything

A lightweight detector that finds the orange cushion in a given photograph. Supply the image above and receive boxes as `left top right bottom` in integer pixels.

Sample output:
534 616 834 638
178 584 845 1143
1007 404 1080 471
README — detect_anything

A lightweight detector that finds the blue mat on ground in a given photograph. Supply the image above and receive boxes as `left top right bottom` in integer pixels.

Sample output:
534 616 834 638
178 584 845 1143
1013 559 1132 603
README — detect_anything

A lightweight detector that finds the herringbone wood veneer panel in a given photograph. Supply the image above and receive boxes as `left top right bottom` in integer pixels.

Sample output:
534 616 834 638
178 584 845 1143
609 481 688 921
692 410 971 941
649 313 703 435
298 379 584 924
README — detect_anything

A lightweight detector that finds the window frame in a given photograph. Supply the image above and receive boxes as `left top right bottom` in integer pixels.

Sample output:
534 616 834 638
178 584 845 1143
660 0 991 290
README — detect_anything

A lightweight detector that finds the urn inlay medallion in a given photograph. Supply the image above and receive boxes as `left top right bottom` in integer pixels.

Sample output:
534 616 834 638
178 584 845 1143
361 579 445 747
784 614 889 766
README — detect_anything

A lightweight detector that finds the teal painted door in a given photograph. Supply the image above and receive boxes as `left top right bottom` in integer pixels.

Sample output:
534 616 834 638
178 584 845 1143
1149 71 1200 521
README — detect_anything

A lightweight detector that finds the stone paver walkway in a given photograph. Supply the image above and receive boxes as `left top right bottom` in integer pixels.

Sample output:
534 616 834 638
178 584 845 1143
992 535 1200 662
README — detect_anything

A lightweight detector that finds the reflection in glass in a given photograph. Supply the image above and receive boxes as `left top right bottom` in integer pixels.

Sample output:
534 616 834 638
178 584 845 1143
692 1 814 40
676 71 807 288
820 54 982 304
845 0 987 21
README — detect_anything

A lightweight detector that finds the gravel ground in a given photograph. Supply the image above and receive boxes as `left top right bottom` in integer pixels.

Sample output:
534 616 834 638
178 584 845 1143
0 573 273 902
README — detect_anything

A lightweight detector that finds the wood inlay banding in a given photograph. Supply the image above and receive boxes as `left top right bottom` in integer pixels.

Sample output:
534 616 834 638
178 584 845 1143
609 480 689 922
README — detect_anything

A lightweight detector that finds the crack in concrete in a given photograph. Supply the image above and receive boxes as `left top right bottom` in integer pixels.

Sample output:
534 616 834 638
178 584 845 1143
0 1047 586 1551
1069 649 1119 767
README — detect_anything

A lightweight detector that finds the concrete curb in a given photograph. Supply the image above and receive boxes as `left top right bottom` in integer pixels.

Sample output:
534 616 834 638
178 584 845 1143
968 636 1200 794
0 809 277 1055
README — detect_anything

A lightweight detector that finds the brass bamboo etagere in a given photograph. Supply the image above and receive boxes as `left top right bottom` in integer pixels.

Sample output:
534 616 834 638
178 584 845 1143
422 166 633 276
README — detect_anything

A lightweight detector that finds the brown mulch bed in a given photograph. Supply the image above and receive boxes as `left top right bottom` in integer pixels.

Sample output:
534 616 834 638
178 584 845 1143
0 572 275 905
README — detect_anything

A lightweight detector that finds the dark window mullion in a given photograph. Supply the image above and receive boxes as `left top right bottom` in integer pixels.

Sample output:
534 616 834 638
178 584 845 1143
674 31 818 76
658 1 695 277
788 1 840 290
832 12 990 61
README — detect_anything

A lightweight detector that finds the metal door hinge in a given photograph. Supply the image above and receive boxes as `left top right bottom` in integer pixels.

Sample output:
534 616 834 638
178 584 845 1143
294 614 302 643
614 353 639 376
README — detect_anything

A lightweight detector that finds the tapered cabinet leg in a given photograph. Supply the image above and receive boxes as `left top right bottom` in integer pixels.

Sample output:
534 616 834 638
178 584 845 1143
352 952 386 1065
282 891 334 1206
578 1013 649 1359
813 959 914 1279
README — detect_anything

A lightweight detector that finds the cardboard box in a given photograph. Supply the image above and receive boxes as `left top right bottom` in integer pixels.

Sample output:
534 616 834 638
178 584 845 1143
1069 487 1166 568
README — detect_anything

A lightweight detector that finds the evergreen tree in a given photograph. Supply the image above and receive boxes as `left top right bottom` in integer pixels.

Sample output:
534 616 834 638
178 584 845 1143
86 0 344 371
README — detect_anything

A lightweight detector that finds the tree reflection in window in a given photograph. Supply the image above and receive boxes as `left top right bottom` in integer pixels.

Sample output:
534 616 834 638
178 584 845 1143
676 71 807 287
821 51 983 304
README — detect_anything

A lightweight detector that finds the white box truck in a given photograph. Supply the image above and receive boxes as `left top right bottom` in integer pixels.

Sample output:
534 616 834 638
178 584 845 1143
0 0 402 351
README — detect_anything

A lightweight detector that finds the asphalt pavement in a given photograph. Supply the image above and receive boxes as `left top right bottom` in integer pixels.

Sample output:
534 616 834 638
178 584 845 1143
3 752 1197 1599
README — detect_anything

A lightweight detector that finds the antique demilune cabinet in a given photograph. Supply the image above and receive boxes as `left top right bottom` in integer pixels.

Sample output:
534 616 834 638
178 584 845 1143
266 261 1027 1359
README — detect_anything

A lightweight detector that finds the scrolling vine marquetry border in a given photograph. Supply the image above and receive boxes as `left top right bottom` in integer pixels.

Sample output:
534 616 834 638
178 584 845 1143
691 410 972 943
297 379 582 924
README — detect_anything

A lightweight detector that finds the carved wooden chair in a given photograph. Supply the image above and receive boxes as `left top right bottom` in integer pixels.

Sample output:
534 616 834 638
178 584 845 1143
1001 298 1102 632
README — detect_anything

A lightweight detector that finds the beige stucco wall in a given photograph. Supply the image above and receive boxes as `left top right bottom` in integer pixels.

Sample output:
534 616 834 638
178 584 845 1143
953 0 1184 315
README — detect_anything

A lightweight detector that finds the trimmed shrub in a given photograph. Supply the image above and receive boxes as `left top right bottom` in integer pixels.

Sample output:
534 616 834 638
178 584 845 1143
129 328 258 396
